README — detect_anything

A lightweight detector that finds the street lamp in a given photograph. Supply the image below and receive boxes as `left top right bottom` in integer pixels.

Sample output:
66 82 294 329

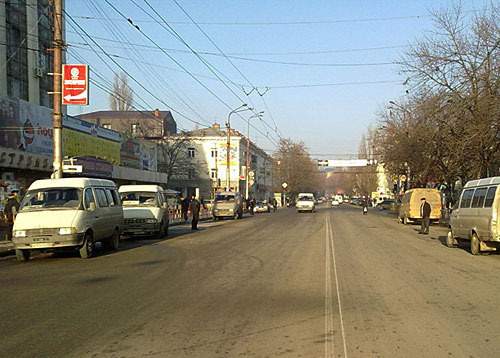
226 104 252 191
246 111 264 199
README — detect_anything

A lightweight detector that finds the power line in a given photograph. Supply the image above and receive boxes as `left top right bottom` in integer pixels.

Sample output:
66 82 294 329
102 0 279 147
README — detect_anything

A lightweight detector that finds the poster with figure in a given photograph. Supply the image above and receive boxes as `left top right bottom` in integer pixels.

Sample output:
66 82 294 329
19 99 53 155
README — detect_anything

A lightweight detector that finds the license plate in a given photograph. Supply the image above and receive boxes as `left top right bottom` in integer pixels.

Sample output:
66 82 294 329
31 243 50 248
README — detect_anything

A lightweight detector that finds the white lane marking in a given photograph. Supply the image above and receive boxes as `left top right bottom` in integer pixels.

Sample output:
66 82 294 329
327 213 348 358
325 213 334 357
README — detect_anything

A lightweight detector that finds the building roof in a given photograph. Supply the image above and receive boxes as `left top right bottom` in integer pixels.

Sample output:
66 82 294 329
77 110 172 121
184 126 227 137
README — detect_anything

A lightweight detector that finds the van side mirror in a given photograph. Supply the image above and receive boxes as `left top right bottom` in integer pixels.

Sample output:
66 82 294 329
89 202 96 212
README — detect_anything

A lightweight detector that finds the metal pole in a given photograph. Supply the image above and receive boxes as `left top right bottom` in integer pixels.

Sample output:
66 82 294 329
52 0 63 178
226 119 231 191
245 126 250 198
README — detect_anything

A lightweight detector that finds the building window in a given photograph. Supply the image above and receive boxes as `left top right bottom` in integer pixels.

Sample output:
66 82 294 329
131 123 140 135
188 148 195 158
210 169 217 179
251 155 257 165
188 168 195 179
6 1 28 101
38 0 53 108
211 149 217 158
102 124 111 129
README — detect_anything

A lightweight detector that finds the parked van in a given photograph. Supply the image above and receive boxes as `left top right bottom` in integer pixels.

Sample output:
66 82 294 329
12 178 123 261
398 188 441 225
212 191 243 220
447 176 500 255
118 185 169 239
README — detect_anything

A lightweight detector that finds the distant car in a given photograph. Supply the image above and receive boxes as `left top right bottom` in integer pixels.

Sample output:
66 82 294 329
331 200 340 206
344 199 349 203
377 199 395 210
254 201 270 213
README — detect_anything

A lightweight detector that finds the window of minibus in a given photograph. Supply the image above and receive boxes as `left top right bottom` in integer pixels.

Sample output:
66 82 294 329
460 189 474 208
484 186 497 207
471 188 487 208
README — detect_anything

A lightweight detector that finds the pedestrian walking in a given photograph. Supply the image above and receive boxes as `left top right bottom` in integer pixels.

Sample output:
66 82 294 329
189 195 201 230
362 197 368 214
419 197 431 235
180 196 189 221
249 198 255 215
5 190 20 240
272 198 277 212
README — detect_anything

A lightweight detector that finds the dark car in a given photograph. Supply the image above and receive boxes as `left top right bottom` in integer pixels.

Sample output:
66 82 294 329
377 199 395 210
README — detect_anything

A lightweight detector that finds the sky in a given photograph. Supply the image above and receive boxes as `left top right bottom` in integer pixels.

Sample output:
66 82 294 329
65 0 491 158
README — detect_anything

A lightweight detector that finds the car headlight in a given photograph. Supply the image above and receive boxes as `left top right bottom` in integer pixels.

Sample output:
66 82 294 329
58 227 77 235
146 218 157 224
14 230 26 238
229 209 233 212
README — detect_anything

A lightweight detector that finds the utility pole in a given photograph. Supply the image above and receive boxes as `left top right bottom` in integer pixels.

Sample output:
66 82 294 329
226 104 249 191
245 112 264 199
51 0 63 178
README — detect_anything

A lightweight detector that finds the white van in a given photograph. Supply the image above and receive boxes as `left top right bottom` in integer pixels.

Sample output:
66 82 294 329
447 176 500 255
296 193 315 213
118 185 169 238
12 178 123 261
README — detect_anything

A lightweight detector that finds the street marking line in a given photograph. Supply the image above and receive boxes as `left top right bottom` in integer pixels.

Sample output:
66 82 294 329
327 213 348 358
325 213 334 357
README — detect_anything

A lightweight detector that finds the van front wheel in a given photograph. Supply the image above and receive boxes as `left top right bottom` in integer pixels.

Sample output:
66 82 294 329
79 233 94 259
15 249 30 262
470 233 480 255
446 229 457 248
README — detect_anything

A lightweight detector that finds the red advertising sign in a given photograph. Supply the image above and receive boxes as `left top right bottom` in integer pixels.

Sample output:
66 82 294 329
62 64 89 105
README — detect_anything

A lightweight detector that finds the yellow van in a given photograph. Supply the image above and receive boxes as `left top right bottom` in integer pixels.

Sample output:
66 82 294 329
398 188 441 225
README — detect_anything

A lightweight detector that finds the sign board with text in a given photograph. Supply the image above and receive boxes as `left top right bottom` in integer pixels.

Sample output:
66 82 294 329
62 64 89 105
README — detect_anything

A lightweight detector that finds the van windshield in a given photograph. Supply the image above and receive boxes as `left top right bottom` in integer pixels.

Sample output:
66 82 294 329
120 192 158 206
20 188 82 211
215 194 235 202
298 196 314 202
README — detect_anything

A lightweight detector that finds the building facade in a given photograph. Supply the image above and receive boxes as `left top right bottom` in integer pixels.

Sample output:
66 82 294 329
164 124 275 201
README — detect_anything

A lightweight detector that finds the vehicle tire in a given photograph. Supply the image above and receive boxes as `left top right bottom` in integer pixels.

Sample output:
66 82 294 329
15 249 30 262
108 229 120 250
79 233 94 259
155 222 164 239
164 222 169 237
446 229 457 248
470 233 480 256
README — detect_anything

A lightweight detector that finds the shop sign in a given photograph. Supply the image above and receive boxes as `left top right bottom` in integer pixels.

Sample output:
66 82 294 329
67 156 112 178
62 65 89 105
0 148 52 171
63 128 120 165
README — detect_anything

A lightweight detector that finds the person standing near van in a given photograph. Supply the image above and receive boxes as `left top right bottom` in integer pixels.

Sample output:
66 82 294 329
180 196 189 221
5 190 20 240
419 197 431 235
189 195 200 230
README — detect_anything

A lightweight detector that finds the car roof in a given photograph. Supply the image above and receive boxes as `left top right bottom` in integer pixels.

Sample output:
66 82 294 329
118 185 163 193
464 176 500 188
29 177 116 190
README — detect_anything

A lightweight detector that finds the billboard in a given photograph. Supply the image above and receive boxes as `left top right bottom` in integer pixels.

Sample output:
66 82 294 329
0 94 53 155
63 116 120 165
217 141 239 179
119 134 157 172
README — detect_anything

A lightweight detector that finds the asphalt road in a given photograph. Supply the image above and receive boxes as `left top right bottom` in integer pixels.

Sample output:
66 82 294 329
1 204 500 358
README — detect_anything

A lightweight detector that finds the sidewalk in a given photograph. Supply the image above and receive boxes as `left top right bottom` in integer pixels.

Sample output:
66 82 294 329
0 240 14 257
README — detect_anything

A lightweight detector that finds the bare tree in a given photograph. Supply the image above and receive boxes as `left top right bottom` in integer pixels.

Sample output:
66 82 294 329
109 72 133 111
156 133 197 186
275 138 323 198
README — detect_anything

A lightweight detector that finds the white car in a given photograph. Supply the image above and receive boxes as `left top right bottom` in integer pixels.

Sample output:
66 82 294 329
331 200 340 206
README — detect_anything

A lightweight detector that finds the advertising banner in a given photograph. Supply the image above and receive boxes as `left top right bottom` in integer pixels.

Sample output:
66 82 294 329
217 141 239 180
0 94 53 155
140 139 157 172
119 133 141 169
65 156 112 178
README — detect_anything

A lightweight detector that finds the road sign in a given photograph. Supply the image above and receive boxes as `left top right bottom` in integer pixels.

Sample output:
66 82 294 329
62 164 82 173
62 64 89 105
282 182 288 188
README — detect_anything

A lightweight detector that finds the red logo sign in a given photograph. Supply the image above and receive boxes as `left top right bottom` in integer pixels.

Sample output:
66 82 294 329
62 64 89 105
